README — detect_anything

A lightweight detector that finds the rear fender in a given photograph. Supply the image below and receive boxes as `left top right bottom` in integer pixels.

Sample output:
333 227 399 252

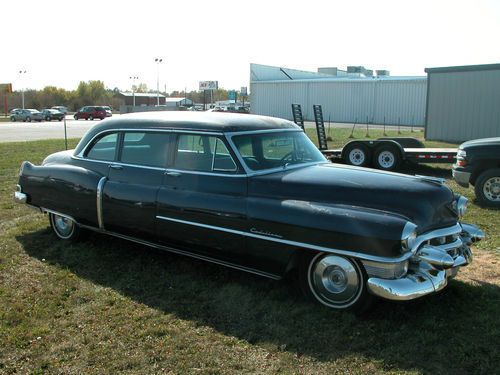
19 161 104 226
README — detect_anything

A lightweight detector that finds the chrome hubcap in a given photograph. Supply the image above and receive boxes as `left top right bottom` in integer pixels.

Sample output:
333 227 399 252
53 215 74 237
309 255 362 307
349 149 365 165
378 150 395 168
483 177 500 201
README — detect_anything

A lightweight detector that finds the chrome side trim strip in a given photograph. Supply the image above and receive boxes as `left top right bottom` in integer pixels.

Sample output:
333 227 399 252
96 177 107 230
78 224 281 280
156 215 413 263
40 208 76 222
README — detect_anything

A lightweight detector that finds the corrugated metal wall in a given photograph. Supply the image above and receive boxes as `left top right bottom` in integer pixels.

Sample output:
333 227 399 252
426 69 500 142
250 78 427 126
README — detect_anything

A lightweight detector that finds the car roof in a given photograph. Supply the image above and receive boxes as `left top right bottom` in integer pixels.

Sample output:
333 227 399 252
74 112 300 155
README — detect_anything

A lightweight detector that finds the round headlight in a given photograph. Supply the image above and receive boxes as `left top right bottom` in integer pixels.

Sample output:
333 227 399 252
401 222 418 253
456 195 468 219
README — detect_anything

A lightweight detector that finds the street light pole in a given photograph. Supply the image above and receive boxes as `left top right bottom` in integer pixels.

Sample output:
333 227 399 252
129 76 138 109
19 70 27 109
155 58 163 106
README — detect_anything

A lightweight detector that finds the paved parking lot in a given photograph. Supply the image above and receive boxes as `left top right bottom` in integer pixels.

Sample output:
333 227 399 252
0 117 105 142
0 114 423 143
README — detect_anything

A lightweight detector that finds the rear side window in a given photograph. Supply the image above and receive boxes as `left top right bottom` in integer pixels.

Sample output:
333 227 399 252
120 132 170 168
86 133 118 161
174 134 237 172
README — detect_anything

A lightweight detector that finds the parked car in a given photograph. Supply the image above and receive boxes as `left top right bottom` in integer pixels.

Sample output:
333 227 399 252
41 109 65 121
74 106 107 120
10 109 44 122
14 112 484 312
9 108 21 114
102 106 113 117
453 137 500 207
51 106 68 114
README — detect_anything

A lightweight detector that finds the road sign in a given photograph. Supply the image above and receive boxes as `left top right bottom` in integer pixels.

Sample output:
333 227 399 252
228 90 237 101
0 83 13 93
199 81 218 91
240 86 247 96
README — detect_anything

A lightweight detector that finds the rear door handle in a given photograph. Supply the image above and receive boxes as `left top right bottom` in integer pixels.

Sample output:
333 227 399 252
165 171 181 177
110 164 123 170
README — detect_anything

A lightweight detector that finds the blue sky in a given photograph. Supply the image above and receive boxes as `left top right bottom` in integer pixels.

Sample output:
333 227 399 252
2 0 499 92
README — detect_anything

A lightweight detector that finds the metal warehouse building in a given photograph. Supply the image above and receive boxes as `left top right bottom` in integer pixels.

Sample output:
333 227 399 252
250 64 427 126
425 63 500 142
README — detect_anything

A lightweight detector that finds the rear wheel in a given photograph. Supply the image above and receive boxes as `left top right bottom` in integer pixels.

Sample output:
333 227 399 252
475 169 500 207
45 116 51 121
299 252 374 313
49 213 80 241
26 117 31 122
343 143 371 167
74 115 78 120
373 145 401 171
11 117 16 122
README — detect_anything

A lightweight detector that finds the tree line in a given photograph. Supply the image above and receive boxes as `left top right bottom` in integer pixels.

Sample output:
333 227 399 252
6 80 243 112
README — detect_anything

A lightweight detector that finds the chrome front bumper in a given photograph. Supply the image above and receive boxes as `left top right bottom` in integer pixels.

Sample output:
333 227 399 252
14 184 27 204
452 168 471 188
367 223 484 301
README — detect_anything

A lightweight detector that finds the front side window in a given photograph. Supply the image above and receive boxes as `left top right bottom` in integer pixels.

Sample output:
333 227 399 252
174 134 237 172
86 133 118 161
232 131 326 171
120 132 170 167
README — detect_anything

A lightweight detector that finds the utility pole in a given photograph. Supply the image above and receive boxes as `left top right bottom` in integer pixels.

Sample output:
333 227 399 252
155 58 163 106
19 70 27 109
129 76 138 109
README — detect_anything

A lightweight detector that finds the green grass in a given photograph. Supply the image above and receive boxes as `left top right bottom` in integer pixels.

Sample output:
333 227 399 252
0 135 499 374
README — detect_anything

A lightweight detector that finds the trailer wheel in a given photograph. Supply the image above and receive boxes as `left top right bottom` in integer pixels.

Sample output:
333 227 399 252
344 143 371 167
373 145 401 171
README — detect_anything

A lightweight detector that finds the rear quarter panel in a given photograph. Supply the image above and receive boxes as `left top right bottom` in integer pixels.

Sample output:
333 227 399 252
19 162 104 226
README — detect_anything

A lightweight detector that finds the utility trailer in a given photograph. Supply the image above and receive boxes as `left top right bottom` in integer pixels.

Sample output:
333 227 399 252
291 104 457 171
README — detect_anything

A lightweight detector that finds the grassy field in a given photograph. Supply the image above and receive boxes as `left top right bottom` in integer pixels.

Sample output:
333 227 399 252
0 130 499 374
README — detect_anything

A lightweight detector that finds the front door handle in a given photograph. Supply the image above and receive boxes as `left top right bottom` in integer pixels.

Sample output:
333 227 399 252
110 164 123 170
165 171 181 177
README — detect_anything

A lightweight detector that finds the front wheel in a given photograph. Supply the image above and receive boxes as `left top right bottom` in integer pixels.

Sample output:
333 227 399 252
89 115 94 121
475 169 500 207
26 117 31 122
74 115 78 120
300 252 374 313
45 116 51 121
49 213 80 241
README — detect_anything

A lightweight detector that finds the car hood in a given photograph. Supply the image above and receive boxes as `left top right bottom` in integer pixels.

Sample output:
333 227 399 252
460 137 500 149
249 163 458 232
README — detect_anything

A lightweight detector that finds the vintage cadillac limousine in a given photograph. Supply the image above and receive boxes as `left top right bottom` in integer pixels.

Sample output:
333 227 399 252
14 112 484 312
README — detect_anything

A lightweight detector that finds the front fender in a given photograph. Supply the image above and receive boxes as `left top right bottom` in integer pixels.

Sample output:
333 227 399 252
248 198 409 259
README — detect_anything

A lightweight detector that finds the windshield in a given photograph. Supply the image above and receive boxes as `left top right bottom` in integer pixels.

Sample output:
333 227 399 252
232 131 326 171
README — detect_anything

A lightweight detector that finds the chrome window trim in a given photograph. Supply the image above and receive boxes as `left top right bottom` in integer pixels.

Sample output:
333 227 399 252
166 168 246 178
156 215 416 264
71 156 168 171
225 130 328 177
224 128 301 137
76 128 224 158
